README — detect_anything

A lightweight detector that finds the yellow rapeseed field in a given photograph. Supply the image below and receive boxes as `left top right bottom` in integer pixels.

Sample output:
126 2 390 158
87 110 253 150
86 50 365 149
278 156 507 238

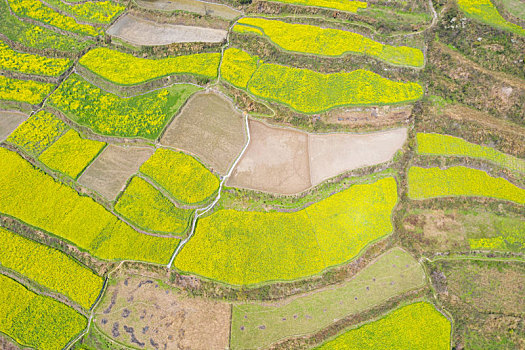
269 0 367 13
221 47 260 88
0 75 54 105
457 0 525 35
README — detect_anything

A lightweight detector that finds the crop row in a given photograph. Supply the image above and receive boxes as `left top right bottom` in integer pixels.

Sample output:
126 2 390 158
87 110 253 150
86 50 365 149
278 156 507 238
8 0 101 36
0 40 72 76
115 176 194 235
316 302 451 349
0 273 87 350
269 0 367 13
0 75 54 105
0 147 179 263
140 148 220 205
44 0 125 24
175 177 397 285
0 227 104 309
234 17 424 67
79 47 221 86
408 166 525 204
457 0 525 35
0 0 93 53
49 73 201 139
416 133 525 174
221 48 423 113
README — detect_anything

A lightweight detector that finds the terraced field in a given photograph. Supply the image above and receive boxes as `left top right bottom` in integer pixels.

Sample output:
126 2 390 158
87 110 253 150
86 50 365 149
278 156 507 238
0 75 54 105
457 0 525 35
269 0 367 12
0 41 72 76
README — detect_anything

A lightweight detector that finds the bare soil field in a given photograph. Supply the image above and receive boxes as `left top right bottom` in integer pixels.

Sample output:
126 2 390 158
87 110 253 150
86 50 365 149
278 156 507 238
309 128 407 185
136 0 241 20
227 119 311 194
94 273 231 350
227 120 407 194
161 92 247 175
323 105 413 128
78 145 155 200
0 110 28 142
107 14 228 46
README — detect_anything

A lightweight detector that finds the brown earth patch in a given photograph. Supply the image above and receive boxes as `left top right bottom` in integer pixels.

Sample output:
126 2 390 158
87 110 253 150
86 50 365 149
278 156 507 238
323 105 412 128
78 145 154 200
107 14 228 46
94 273 231 350
161 91 247 175
136 0 242 20
0 110 28 142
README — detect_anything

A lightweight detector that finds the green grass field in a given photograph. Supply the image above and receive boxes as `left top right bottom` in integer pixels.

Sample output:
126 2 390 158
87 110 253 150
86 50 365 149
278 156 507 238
175 177 398 285
0 274 87 350
316 301 451 349
408 166 525 204
230 247 425 349
0 227 104 309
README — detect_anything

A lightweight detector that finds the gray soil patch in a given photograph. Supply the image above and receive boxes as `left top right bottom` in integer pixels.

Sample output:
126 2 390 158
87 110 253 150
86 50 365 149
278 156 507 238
160 92 247 175
78 144 154 200
107 14 227 46
0 110 28 142
227 119 311 195
136 0 241 20
228 119 407 195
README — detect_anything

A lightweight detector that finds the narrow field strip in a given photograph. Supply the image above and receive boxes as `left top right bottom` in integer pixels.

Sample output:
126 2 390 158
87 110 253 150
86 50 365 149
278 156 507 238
230 248 425 349
79 47 221 86
38 129 106 179
44 0 124 24
0 273 87 350
408 166 525 204
0 40 72 76
0 0 93 53
0 147 180 263
315 301 451 349
0 75 54 105
416 133 525 174
0 227 104 310
268 0 367 13
140 148 220 206
6 110 68 155
7 0 101 36
115 176 194 236
234 17 424 67
457 0 525 35
175 177 397 285
48 73 201 139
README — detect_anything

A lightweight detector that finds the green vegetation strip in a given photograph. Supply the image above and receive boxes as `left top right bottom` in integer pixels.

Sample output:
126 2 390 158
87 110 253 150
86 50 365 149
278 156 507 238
0 40 72 76
466 213 525 251
175 177 397 285
49 74 201 139
38 129 106 179
234 17 424 67
408 166 525 204
0 273 87 350
140 148 220 205
457 0 525 35
44 0 125 24
268 0 367 13
6 110 68 155
231 248 425 349
115 177 194 236
316 302 451 349
0 75 54 105
0 227 104 309
79 47 220 86
0 147 179 263
417 133 525 174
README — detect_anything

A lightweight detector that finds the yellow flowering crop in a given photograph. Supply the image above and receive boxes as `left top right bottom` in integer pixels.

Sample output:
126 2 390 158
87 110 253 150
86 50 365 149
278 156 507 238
457 0 525 35
0 75 54 105
175 177 397 285
316 302 451 349
0 274 87 350
0 227 104 309
0 40 72 76
417 133 525 174
0 148 180 263
7 110 68 155
221 47 260 89
45 0 125 24
115 176 194 235
408 166 525 204
268 0 367 13
235 18 424 67
38 129 106 179
49 74 200 139
79 47 220 85
140 148 220 205
8 0 101 36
